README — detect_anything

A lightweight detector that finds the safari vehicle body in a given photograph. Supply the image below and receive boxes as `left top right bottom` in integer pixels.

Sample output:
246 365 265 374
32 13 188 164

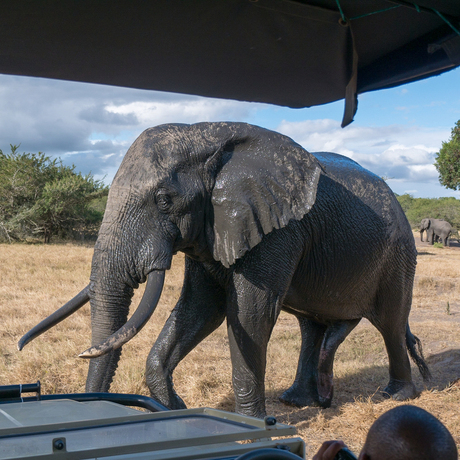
0 383 305 460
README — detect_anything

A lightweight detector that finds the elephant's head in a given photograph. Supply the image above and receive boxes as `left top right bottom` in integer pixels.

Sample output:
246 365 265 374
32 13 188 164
18 122 322 391
420 218 431 231
420 218 431 242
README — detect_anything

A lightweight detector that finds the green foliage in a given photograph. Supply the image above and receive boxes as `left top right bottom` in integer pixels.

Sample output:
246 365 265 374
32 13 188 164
0 145 108 243
395 193 413 213
87 195 108 217
396 194 460 230
435 120 460 190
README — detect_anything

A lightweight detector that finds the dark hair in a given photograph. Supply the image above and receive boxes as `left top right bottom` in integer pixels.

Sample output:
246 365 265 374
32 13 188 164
363 405 457 460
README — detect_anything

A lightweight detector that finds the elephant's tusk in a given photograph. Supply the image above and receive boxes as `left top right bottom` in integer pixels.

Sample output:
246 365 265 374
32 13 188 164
79 270 165 359
18 285 91 351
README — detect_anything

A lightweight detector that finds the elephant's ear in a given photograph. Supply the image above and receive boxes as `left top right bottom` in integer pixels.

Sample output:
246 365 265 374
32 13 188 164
210 131 322 267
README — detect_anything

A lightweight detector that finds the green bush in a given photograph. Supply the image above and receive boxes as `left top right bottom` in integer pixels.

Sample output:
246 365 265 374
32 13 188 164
0 145 109 243
396 194 460 231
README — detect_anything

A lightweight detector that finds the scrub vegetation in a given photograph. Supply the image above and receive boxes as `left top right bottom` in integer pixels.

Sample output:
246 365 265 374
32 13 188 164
1 143 459 244
397 194 460 232
1 235 459 458
0 145 108 243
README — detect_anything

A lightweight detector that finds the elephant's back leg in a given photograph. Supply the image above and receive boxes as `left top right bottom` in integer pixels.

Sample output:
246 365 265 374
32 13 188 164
279 316 327 408
368 253 418 400
279 317 359 408
317 319 360 407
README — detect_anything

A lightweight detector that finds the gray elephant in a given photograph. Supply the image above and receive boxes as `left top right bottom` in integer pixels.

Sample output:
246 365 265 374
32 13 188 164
19 122 430 418
420 218 452 246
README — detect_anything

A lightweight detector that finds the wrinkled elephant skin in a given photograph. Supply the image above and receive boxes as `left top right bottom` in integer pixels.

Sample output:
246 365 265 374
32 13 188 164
20 122 430 418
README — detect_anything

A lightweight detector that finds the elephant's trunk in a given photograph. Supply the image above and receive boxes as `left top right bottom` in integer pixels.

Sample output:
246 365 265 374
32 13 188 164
83 270 165 393
18 285 90 351
80 270 165 358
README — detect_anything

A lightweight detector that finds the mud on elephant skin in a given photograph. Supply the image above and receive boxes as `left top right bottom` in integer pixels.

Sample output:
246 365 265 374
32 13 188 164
19 122 430 418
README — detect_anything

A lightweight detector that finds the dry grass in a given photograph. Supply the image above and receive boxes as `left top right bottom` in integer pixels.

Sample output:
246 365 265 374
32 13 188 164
1 234 460 458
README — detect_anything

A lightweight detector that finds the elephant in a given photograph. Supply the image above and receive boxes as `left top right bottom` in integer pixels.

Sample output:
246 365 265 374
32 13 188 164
420 218 452 246
19 122 430 418
420 218 434 243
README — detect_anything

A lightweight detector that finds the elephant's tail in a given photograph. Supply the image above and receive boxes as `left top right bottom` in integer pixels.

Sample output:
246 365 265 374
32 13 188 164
406 324 431 381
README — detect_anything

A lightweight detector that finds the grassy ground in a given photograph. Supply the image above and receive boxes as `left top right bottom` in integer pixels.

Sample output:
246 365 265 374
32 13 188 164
1 234 459 458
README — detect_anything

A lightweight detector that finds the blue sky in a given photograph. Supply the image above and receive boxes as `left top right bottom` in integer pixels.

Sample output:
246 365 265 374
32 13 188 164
0 66 459 198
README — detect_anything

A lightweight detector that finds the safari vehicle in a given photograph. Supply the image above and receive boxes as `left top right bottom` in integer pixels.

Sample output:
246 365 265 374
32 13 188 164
0 382 305 460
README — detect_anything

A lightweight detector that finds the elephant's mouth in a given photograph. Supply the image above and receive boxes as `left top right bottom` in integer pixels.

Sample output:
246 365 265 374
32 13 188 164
79 270 165 358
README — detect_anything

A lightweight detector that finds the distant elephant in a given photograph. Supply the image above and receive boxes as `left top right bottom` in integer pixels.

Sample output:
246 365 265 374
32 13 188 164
19 122 430 418
420 218 452 246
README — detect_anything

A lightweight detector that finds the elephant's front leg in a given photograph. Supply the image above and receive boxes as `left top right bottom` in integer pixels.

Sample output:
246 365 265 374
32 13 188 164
145 258 226 409
226 275 283 418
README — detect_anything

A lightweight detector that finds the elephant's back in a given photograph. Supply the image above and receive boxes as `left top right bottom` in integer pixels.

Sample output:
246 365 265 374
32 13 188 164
287 151 417 314
312 151 385 196
313 152 405 225
311 151 415 254
313 151 363 172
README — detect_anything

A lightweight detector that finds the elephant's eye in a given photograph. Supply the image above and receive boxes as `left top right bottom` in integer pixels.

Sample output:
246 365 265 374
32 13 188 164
156 192 172 212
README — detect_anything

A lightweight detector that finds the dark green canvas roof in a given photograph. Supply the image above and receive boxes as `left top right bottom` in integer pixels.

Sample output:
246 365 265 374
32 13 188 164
1 1 459 126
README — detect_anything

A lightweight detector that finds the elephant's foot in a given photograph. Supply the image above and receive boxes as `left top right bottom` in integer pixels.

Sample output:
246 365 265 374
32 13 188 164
146 361 188 410
150 389 187 410
317 372 333 408
235 396 267 419
146 373 187 410
382 380 418 401
279 384 322 408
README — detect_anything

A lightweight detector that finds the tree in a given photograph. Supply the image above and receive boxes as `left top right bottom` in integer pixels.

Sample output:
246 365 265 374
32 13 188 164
435 120 460 190
395 193 413 213
0 145 108 243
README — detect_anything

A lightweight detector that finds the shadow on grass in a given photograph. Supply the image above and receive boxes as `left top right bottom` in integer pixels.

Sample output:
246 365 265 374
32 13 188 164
425 348 460 389
417 239 460 253
213 348 460 423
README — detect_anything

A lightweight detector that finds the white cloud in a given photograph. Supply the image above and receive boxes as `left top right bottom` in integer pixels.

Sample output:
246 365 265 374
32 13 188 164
276 119 450 194
0 72 458 198
0 75 263 182
105 99 256 127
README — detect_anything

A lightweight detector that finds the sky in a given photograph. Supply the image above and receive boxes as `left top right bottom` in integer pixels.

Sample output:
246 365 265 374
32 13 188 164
0 67 459 198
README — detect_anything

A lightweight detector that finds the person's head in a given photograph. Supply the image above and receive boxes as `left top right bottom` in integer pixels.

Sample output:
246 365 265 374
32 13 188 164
359 405 457 460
